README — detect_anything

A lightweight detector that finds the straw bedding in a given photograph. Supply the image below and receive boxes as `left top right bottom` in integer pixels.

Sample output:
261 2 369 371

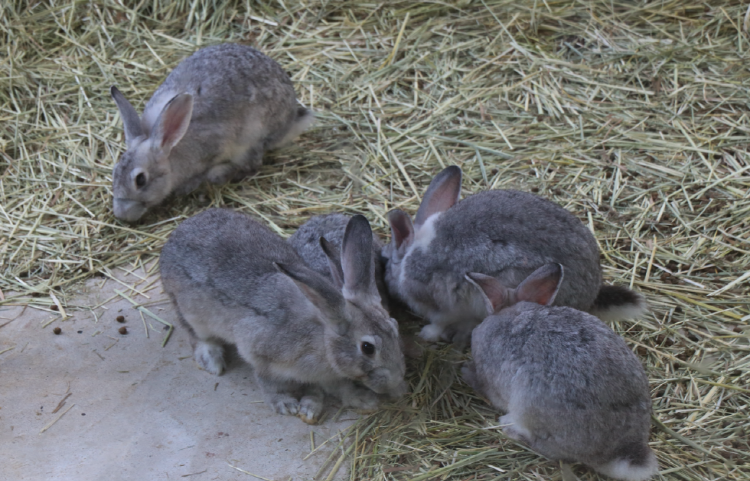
1 0 749 479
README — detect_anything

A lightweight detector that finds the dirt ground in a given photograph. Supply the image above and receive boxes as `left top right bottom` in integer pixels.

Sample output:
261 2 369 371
0 264 354 481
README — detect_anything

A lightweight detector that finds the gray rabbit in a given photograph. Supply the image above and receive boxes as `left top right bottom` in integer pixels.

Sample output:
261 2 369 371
462 263 657 481
381 165 645 347
288 213 390 310
111 43 313 222
160 209 406 424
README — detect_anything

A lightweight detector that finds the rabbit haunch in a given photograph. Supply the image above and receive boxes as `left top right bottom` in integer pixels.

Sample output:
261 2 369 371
382 165 646 347
110 43 313 222
463 264 657 481
160 209 406 424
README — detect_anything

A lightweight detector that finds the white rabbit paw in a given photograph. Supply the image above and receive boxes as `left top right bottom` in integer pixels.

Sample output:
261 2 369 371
298 395 324 425
194 341 225 375
269 394 300 416
419 323 445 342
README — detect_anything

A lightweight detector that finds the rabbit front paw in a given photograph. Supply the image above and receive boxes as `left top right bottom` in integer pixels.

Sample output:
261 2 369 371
298 395 324 425
419 323 445 342
194 341 226 375
269 394 300 416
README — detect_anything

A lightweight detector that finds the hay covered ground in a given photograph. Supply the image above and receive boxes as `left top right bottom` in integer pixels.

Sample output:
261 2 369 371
2 0 749 480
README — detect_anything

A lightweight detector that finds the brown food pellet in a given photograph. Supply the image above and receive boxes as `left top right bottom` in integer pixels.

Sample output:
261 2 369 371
118 326 128 335
53 327 62 335
51 305 59 311
116 315 125 323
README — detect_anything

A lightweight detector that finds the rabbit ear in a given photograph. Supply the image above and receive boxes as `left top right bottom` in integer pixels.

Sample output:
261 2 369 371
151 93 193 156
387 209 414 257
110 86 143 146
514 263 564 306
465 272 511 315
320 237 344 290
274 262 348 334
340 215 380 302
415 165 462 227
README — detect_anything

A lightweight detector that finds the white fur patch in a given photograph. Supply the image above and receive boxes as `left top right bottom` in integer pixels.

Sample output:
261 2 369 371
419 324 445 342
598 451 658 481
398 213 441 288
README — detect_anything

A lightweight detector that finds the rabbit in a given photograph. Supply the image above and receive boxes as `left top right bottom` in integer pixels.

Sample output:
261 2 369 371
110 43 314 222
381 165 645 348
160 208 406 424
462 263 658 481
288 213 390 310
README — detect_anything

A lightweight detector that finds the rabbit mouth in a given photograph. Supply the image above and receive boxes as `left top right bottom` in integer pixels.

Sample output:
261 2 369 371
113 198 147 222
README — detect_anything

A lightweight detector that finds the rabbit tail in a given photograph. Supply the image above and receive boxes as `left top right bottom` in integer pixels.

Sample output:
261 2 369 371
595 444 658 481
589 285 647 322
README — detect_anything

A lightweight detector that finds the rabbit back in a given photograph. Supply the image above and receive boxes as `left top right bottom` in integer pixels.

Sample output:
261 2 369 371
146 44 302 182
469 303 655 478
160 209 317 344
400 190 601 313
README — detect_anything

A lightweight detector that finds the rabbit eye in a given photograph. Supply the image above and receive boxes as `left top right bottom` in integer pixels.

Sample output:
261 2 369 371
135 172 147 188
361 342 375 356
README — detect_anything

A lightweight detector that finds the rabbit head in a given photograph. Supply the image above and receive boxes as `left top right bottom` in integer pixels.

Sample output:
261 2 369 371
111 86 193 222
382 165 463 308
279 215 406 397
466 263 564 315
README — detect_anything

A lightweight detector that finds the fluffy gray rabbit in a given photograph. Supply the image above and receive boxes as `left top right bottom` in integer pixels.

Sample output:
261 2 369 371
111 43 313 222
462 263 657 481
382 165 645 347
160 209 406 424
288 213 390 310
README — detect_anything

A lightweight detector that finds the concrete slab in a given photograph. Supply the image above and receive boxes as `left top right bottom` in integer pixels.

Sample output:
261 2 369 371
0 265 356 481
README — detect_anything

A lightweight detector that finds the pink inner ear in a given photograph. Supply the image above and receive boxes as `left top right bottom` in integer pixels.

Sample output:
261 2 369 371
159 95 193 150
468 274 507 313
388 211 414 249
515 264 563 306
415 165 462 226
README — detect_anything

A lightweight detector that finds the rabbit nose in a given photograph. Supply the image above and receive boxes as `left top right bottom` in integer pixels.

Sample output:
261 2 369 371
113 198 147 222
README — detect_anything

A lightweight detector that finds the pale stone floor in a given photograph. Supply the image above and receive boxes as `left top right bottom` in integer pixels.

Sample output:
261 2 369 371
1 266 355 481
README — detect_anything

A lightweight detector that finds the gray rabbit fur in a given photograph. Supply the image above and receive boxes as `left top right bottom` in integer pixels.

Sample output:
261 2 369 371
462 263 657 481
160 209 406 424
288 213 390 310
111 43 313 222
382 165 645 347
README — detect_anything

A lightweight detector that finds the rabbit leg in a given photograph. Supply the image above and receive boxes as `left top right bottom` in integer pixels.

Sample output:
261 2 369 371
193 341 226 375
172 298 227 375
298 385 326 425
499 412 533 445
332 381 381 413
449 325 474 350
254 373 302 416
461 361 485 396
206 163 239 184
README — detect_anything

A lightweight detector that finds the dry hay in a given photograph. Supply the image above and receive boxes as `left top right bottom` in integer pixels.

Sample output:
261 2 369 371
2 0 749 479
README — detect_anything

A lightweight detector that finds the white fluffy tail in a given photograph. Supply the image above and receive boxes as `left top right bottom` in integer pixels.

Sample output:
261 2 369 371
589 285 647 322
596 449 658 481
